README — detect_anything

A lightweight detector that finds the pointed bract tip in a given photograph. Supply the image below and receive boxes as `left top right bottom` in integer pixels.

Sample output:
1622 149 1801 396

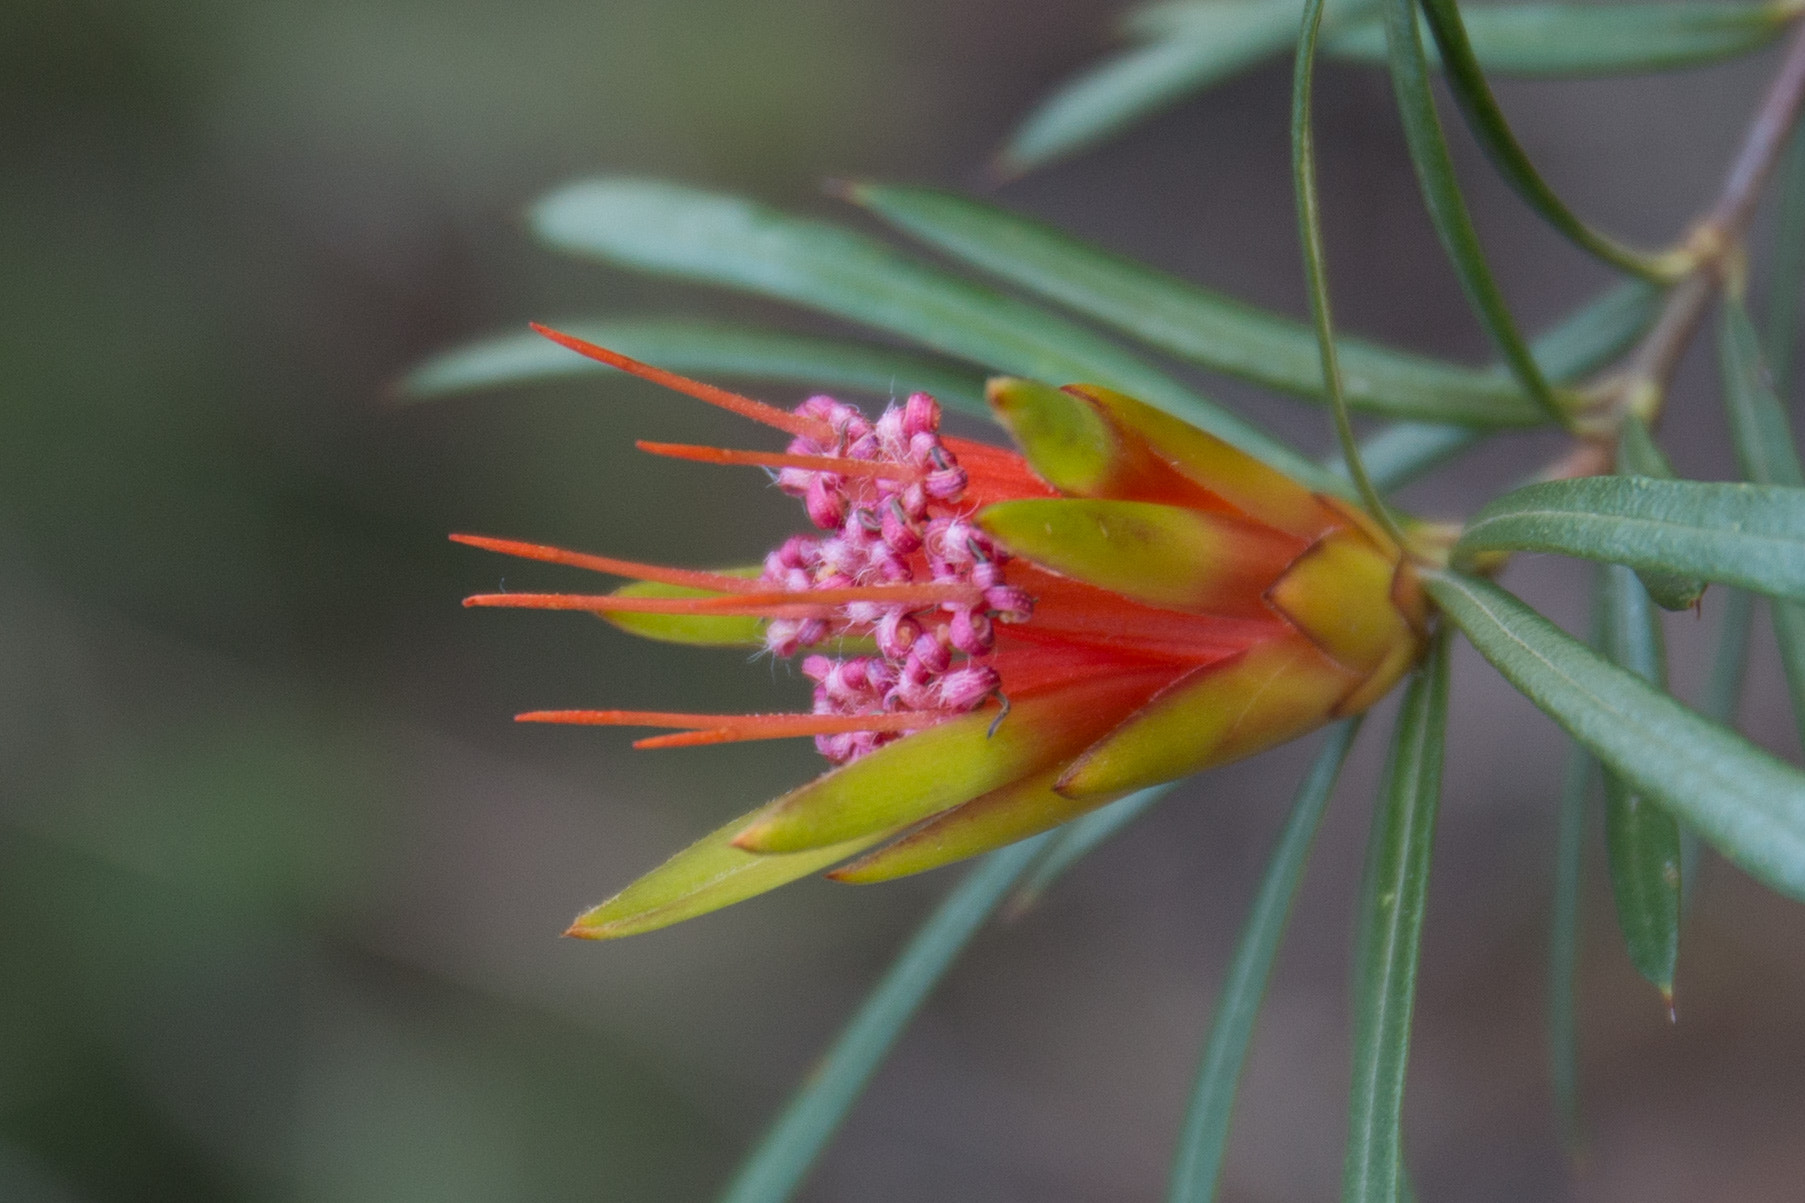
563 921 610 940
729 823 774 853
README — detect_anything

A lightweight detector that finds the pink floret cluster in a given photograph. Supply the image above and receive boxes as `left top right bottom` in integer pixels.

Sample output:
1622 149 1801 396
758 392 1033 764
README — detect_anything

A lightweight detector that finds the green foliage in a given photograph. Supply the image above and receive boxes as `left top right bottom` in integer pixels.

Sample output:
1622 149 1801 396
395 4 1805 1195
1381 0 1566 424
1416 0 1674 278
1005 0 1789 173
529 178 1336 491
717 837 1051 1203
1427 570 1805 902
1295 0 1399 532
1010 783 1179 908
1343 633 1449 1203
1168 721 1361 1203
852 184 1544 425
1455 476 1805 602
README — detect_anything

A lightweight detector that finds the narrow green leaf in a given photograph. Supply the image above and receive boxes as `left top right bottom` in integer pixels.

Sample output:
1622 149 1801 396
1167 720 1362 1203
1720 297 1805 746
1455 476 1805 603
399 318 990 416
1325 0 1791 76
999 0 1374 175
1343 631 1449 1203
1547 737 1593 1147
1598 564 1682 998
1616 415 1706 610
1424 569 1805 902
852 186 1657 426
1340 422 1487 492
1381 0 1568 425
1416 0 1673 279
1010 783 1178 911
1294 0 1400 536
531 179 1339 492
1765 119 1805 397
718 835 1051 1203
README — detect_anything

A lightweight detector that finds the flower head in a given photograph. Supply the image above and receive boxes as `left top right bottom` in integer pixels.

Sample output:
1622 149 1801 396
459 327 1427 938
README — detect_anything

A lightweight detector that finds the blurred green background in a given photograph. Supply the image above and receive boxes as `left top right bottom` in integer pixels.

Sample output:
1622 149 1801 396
4 1 1804 1199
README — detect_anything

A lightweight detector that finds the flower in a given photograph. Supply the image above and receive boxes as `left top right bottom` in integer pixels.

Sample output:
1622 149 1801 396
458 327 1428 938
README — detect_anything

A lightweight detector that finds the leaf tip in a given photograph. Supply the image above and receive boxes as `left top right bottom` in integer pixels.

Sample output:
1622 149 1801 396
563 918 610 941
730 820 778 853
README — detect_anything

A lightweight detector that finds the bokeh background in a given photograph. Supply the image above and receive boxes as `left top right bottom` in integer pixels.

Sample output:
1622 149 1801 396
4 1 1804 1199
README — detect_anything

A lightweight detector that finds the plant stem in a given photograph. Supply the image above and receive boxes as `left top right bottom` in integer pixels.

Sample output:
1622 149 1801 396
1705 23 1805 242
1585 26 1805 431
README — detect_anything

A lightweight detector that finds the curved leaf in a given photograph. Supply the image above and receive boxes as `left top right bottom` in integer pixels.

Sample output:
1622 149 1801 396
1343 633 1449 1203
1293 0 1399 534
1455 476 1805 603
1424 569 1805 902
1168 720 1361 1203
400 318 989 416
999 0 1371 175
1414 0 1674 278
1381 0 1567 425
719 836 1051 1203
531 178 1338 491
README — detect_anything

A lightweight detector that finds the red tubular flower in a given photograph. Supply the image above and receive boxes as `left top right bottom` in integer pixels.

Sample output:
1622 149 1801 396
459 327 1428 938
